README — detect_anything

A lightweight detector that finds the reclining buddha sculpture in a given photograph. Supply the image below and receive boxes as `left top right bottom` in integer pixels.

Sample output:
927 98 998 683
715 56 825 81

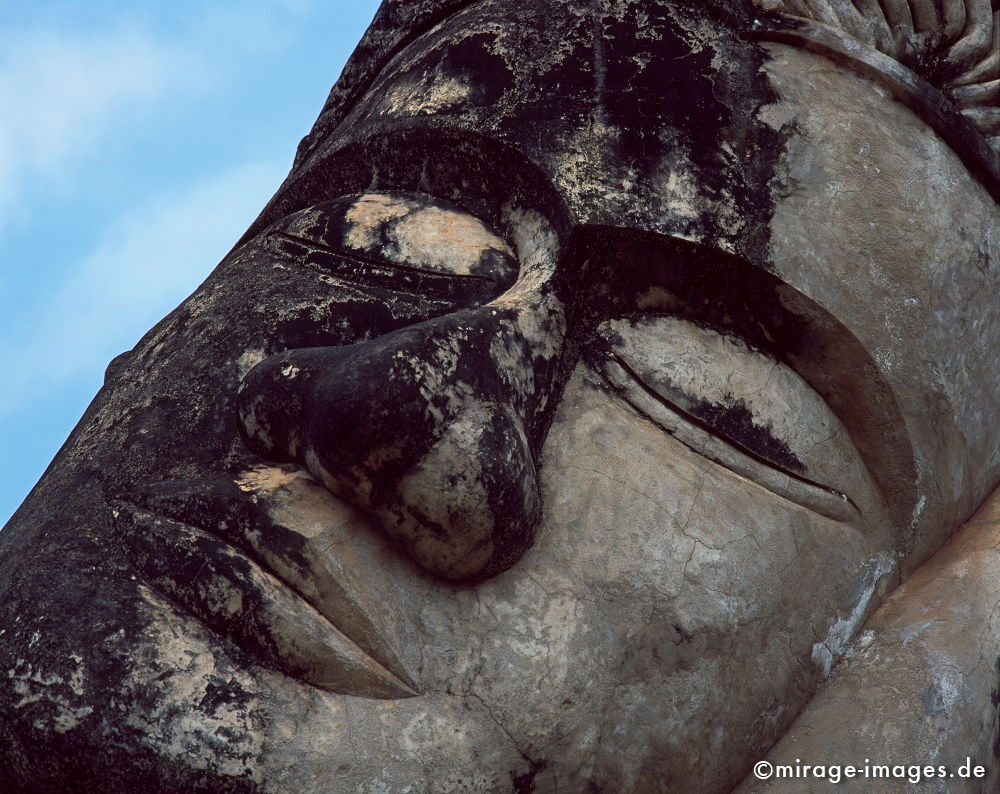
1 0 997 791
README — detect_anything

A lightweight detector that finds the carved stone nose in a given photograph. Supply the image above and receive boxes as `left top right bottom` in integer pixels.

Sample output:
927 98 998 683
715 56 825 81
237 302 564 581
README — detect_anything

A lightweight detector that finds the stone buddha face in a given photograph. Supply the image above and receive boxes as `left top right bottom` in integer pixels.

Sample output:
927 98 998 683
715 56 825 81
1 1 997 792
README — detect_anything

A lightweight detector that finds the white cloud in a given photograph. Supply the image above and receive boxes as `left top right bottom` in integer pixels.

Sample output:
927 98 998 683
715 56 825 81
0 159 286 416
0 24 209 227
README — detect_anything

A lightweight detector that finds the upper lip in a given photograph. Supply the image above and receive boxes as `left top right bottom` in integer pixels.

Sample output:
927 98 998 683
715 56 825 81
113 466 418 699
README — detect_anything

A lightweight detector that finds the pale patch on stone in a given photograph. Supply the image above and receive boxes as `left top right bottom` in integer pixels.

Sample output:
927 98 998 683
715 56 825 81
236 347 266 379
812 552 895 676
344 194 513 278
344 194 413 251
488 578 581 690
390 206 512 274
8 651 93 733
399 709 471 757
660 169 701 222
810 642 835 678
548 123 623 220
503 204 559 272
485 298 564 365
199 572 244 619
395 403 496 576
513 305 565 361
239 393 274 454
362 778 415 794
379 73 472 117
483 11 581 78
123 586 264 782
910 494 927 531
650 134 742 245
236 463 302 494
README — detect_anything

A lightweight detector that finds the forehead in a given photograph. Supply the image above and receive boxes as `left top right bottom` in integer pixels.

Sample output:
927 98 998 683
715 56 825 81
315 0 995 259
310 0 783 262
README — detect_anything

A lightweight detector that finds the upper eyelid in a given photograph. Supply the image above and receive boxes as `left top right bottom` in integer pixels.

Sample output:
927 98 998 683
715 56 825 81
605 347 805 476
590 344 860 522
260 192 522 301
586 318 862 522
239 126 573 255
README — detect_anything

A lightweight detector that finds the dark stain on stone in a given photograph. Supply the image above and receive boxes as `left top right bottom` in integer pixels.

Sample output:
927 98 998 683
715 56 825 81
512 759 549 793
922 681 947 716
199 678 256 717
674 388 805 474
431 31 515 109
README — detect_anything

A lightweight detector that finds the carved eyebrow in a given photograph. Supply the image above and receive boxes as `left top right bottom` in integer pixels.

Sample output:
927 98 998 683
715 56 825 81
569 224 919 525
238 126 571 252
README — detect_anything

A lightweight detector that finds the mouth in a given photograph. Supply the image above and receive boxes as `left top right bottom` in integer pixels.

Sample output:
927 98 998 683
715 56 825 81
113 465 418 699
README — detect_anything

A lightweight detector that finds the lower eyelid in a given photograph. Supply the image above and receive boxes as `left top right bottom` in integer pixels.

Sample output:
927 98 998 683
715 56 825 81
589 348 860 523
265 232 498 302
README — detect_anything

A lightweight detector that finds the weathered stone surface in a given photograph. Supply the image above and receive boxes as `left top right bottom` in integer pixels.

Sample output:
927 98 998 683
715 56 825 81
736 485 1000 793
0 1 997 792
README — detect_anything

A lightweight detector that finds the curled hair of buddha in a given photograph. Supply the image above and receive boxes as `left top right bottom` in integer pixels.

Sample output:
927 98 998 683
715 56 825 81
754 0 998 137
751 0 999 197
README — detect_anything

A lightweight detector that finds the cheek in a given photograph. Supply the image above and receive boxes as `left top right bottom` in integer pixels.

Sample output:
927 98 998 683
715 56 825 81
537 365 892 620
526 364 900 780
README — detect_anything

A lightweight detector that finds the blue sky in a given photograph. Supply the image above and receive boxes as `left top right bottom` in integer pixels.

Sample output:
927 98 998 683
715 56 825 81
0 0 381 527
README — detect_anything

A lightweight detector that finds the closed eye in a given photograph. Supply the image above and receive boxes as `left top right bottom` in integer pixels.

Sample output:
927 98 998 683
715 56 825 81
587 315 865 523
263 191 519 306
266 231 499 302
